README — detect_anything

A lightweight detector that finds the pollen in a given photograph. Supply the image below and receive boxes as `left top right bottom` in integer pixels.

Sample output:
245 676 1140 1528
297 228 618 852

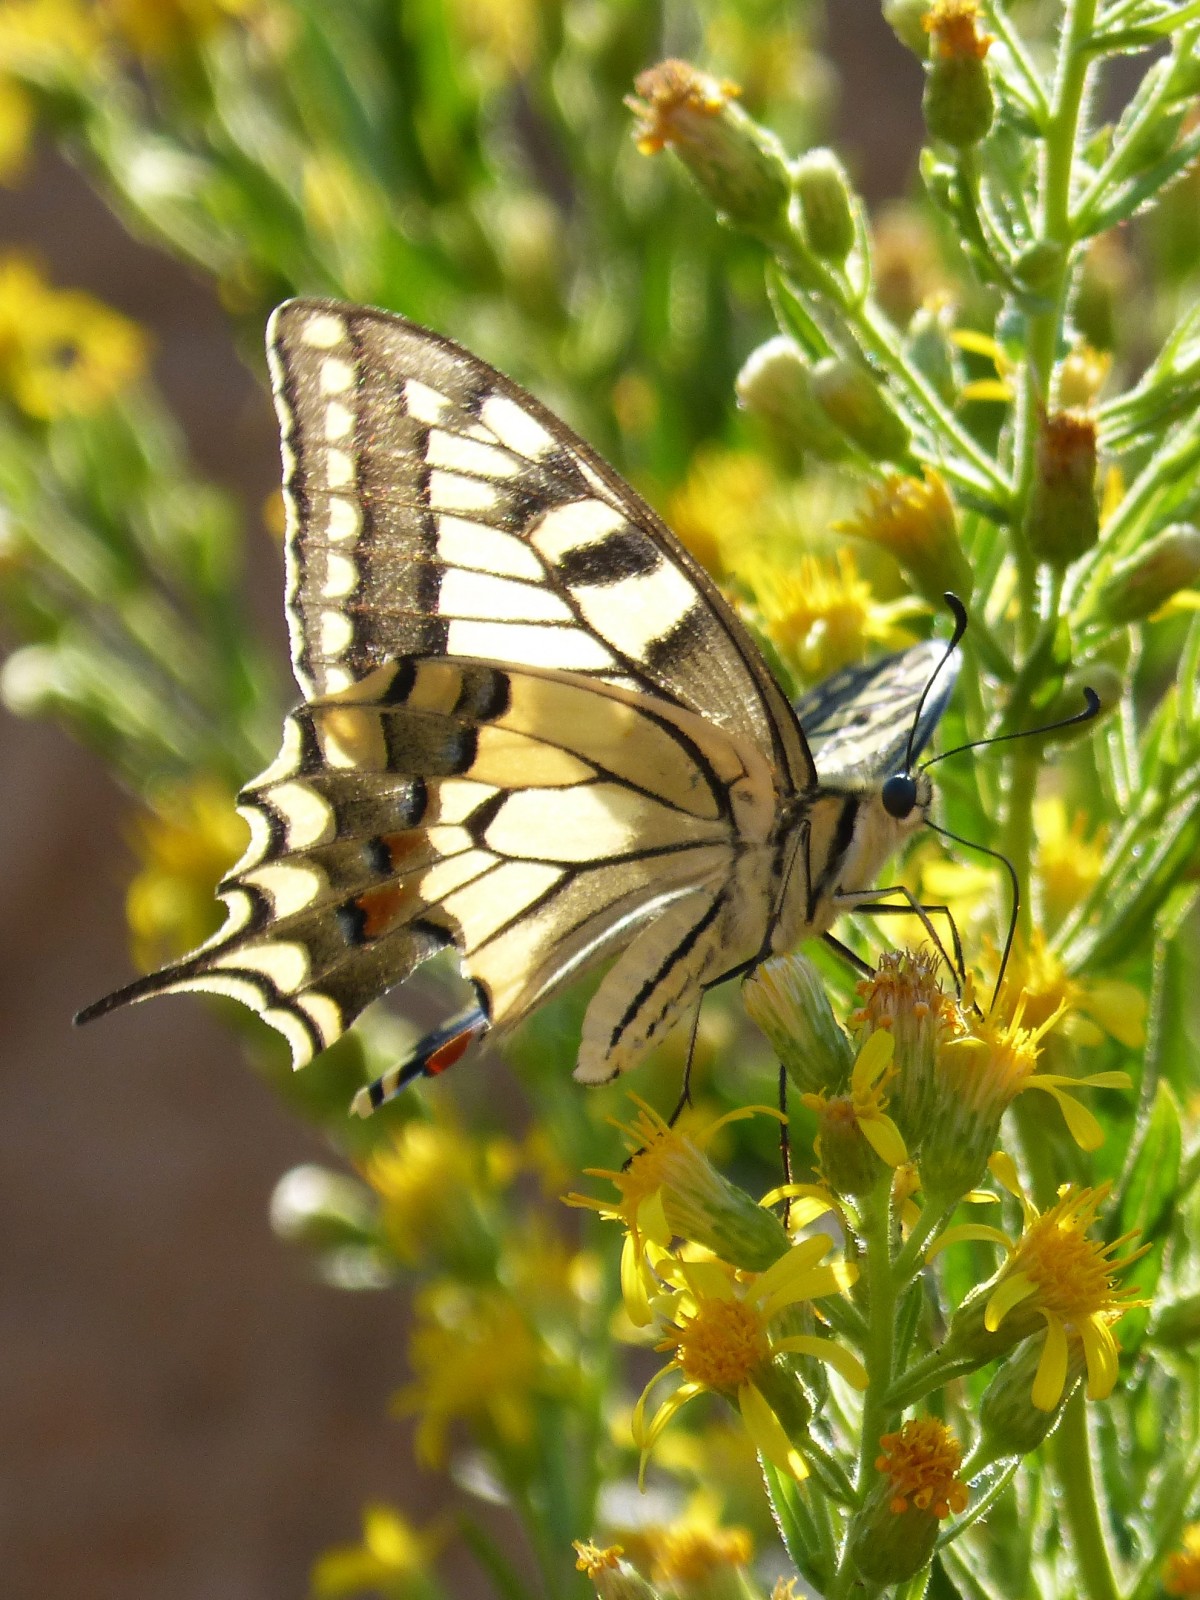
923 0 993 60
875 1418 969 1518
674 1296 770 1392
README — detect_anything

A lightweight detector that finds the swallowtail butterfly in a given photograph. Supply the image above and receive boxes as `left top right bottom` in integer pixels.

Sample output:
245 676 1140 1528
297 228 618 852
79 300 960 1115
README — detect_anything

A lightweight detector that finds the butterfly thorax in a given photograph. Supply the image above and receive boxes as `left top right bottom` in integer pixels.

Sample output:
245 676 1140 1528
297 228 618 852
771 772 932 950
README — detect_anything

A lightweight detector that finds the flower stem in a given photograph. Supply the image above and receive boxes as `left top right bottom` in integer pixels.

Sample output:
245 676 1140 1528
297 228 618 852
1051 1389 1122 1600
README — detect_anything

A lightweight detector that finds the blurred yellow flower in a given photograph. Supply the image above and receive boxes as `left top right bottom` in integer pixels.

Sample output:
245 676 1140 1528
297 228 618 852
394 1282 566 1468
1034 796 1107 928
613 1490 754 1586
1165 1524 1200 1597
0 0 105 70
666 447 775 578
363 1118 514 1272
103 0 257 58
310 1503 444 1599
996 929 1146 1052
0 78 34 185
743 546 922 682
0 255 149 418
125 777 246 971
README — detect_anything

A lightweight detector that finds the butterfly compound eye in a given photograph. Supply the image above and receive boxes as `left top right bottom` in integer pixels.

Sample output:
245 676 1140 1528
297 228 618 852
881 773 919 819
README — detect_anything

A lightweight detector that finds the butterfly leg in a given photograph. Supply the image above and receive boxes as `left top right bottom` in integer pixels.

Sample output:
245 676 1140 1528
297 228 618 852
350 1005 490 1116
821 931 874 977
838 887 965 991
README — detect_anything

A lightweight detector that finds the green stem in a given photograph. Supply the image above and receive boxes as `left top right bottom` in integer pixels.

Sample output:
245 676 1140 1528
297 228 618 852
1051 1390 1122 1600
854 1185 898 1493
892 1196 954 1288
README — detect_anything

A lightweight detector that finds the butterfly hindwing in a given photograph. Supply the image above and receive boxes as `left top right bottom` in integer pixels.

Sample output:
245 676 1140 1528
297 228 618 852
267 298 814 792
82 656 783 1079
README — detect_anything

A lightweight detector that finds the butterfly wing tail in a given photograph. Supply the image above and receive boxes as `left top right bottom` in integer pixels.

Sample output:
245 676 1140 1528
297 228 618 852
350 1006 489 1116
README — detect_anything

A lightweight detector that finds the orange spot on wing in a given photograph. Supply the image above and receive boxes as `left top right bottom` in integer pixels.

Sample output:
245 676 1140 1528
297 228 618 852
355 880 419 939
426 1023 483 1076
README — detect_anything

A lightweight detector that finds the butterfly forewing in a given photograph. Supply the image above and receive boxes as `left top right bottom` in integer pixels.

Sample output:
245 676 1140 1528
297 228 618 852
268 299 814 792
795 640 961 782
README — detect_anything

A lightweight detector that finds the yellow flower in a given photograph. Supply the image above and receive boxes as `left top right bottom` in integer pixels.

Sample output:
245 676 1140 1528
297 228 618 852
923 0 993 60
632 1246 865 1485
574 1541 625 1578
0 255 149 418
612 1491 754 1587
626 58 740 156
837 468 973 604
0 0 105 72
393 1283 565 1468
363 1119 514 1272
310 1503 444 1599
125 777 246 970
996 929 1145 1052
850 1418 968 1584
742 546 922 682
1164 1524 1200 1597
664 446 781 578
803 1029 909 1195
853 947 957 1148
937 1167 1147 1410
103 0 257 58
876 1418 969 1518
1034 797 1107 928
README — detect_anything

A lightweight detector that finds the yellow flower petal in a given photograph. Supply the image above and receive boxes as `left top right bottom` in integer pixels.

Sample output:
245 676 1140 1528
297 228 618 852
853 1027 895 1090
926 1223 1011 1261
637 1188 673 1247
1027 1081 1105 1152
859 1110 908 1168
761 1260 857 1319
960 378 1014 403
1080 981 1147 1048
1032 1316 1069 1411
621 1232 654 1327
1079 1317 1120 1400
773 1334 869 1389
738 1383 808 1481
985 1271 1037 1331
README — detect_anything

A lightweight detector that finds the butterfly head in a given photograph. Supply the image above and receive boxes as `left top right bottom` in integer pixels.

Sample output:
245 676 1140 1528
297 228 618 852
881 771 920 820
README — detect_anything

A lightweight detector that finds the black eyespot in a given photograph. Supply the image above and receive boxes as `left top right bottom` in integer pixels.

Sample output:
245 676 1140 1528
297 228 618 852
882 773 918 819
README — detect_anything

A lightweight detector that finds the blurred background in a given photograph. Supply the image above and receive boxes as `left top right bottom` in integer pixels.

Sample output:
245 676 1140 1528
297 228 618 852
0 3 934 1595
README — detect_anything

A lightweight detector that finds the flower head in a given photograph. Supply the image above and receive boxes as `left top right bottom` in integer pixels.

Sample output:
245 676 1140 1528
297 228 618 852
612 1494 754 1590
850 1418 968 1583
804 1029 909 1195
997 928 1146 1051
940 1169 1147 1409
1025 409 1100 567
0 254 148 418
1034 798 1107 927
631 1245 865 1484
742 546 922 682
364 1119 512 1273
311 1504 444 1599
923 0 992 59
125 778 246 970
838 468 973 604
853 948 956 1148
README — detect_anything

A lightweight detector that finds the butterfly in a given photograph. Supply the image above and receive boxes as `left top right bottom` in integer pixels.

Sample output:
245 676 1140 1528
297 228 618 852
78 299 960 1115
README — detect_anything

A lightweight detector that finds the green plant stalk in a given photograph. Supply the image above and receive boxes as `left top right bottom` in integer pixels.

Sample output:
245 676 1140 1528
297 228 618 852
891 1196 956 1288
1051 1389 1122 1600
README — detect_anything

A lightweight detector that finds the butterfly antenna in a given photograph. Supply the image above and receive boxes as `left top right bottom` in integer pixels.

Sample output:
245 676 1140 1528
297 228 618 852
925 819 1018 1012
903 592 969 774
921 687 1101 772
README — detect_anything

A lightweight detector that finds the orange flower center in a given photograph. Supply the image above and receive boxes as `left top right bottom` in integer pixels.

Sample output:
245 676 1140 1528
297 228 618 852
924 0 992 60
875 1418 969 1518
675 1297 769 1391
1014 1191 1124 1319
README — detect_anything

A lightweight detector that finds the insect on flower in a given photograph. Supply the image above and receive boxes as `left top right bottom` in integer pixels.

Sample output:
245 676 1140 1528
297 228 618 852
77 300 1097 1114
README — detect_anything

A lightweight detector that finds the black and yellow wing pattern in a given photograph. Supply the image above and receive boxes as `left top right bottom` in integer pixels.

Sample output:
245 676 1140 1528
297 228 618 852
79 299 957 1110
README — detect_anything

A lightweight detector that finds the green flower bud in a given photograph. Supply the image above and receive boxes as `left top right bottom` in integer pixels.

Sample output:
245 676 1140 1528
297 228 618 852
792 148 857 260
814 1099 888 1198
905 300 961 404
1098 524 1200 625
924 54 994 148
628 61 790 239
743 952 854 1096
1150 1292 1200 1349
1024 410 1099 568
849 1418 968 1584
884 0 933 55
1013 240 1067 300
811 356 911 462
976 1333 1085 1463
269 1164 378 1250
943 1278 1042 1366
735 337 851 462
657 1140 792 1271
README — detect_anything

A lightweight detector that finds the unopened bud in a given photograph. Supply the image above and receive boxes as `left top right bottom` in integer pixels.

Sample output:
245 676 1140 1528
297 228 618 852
905 300 960 404
884 0 933 55
1098 524 1200 625
657 1139 791 1271
854 950 953 1150
270 1164 378 1249
628 61 790 239
743 953 854 1096
1013 240 1066 301
976 1333 1085 1463
1024 410 1099 568
849 1418 968 1584
735 338 851 462
811 356 911 462
922 2 995 148
792 148 856 261
1151 1292 1200 1350
815 1098 889 1198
